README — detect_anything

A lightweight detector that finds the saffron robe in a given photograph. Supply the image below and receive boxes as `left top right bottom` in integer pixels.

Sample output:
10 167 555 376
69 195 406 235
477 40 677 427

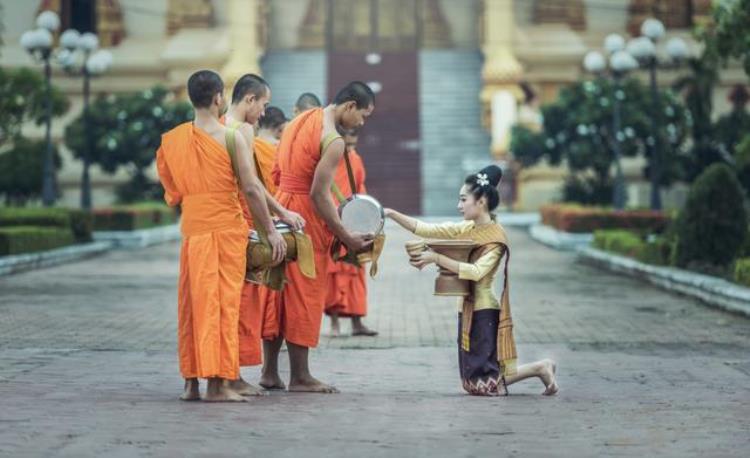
271 108 337 347
239 137 280 366
156 122 248 380
219 117 281 366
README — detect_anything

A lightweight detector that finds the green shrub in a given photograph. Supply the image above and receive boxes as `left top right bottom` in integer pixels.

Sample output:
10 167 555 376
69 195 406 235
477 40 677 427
0 226 75 256
593 230 644 257
734 258 750 287
92 202 177 231
594 230 675 266
674 163 748 269
635 237 674 266
0 138 62 206
0 207 92 242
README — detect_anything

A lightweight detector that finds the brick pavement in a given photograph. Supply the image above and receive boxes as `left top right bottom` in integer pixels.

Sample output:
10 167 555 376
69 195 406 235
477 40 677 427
0 220 749 457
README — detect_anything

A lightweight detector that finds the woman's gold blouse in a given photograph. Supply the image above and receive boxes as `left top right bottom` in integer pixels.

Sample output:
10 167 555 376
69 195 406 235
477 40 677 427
414 221 505 311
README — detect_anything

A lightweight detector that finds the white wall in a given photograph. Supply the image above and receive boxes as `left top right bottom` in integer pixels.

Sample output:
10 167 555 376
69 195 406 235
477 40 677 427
267 0 309 49
121 0 168 39
0 0 38 41
439 0 480 49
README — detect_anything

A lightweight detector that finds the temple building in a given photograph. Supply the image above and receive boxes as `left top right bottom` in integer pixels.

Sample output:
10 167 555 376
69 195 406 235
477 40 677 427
0 0 744 213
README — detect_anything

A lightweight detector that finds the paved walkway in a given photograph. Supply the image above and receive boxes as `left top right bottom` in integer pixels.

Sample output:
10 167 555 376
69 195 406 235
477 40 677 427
1 221 748 457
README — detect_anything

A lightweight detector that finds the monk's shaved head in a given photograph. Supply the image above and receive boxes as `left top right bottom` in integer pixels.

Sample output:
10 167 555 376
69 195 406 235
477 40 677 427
295 92 322 112
187 70 224 109
333 82 375 109
231 74 269 105
259 106 288 130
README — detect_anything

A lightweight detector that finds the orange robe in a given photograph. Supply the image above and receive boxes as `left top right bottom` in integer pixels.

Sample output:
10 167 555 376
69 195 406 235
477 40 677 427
156 122 248 380
325 149 368 317
271 108 333 347
238 137 280 367
217 116 280 367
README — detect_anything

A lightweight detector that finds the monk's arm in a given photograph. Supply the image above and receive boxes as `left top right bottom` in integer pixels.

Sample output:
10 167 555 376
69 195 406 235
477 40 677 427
310 139 353 244
155 147 182 206
262 188 287 216
233 132 277 235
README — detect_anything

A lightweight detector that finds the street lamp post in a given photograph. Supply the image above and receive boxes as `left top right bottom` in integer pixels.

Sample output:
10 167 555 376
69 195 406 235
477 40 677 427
627 19 689 210
22 12 113 210
20 11 60 207
59 31 113 210
583 34 638 210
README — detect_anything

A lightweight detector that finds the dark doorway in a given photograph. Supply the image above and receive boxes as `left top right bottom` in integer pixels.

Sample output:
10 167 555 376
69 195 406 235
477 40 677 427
326 0 422 213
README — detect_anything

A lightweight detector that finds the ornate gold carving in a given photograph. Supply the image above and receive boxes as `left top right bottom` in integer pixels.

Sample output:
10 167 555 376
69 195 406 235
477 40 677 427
421 0 453 49
96 0 125 47
627 0 701 35
167 0 214 36
298 0 326 49
532 0 586 31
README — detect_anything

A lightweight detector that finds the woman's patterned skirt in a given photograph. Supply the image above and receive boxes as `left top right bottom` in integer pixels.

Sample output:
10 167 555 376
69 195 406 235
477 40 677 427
457 309 506 396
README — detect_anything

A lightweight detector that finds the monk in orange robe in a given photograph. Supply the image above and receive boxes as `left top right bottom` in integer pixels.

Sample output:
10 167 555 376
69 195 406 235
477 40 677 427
155 70 286 402
325 130 378 337
247 106 288 355
222 76 304 396
292 92 322 117
260 82 376 393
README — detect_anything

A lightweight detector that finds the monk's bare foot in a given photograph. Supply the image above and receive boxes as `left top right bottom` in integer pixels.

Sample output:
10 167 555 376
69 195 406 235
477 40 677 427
329 315 341 338
352 324 378 337
258 373 286 391
179 378 200 401
540 359 559 396
228 377 267 396
203 378 248 402
288 376 339 393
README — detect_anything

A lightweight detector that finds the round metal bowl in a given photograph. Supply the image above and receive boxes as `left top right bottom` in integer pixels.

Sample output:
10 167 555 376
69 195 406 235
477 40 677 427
339 194 385 235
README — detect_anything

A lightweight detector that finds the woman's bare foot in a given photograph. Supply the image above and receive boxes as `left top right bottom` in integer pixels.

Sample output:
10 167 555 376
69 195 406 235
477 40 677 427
539 359 559 396
228 377 267 396
288 375 339 393
179 378 200 401
258 373 287 391
202 378 248 402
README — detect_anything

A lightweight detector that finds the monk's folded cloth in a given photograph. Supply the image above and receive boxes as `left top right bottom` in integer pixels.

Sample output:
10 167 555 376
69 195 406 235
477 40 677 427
329 232 385 278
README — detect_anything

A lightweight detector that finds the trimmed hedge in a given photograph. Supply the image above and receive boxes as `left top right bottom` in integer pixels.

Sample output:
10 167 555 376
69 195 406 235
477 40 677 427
0 207 92 242
674 163 748 269
541 204 670 234
93 203 177 231
593 230 673 266
734 258 750 287
0 226 75 256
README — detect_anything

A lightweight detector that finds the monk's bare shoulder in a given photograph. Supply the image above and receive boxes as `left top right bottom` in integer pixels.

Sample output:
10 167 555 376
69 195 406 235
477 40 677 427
237 123 256 145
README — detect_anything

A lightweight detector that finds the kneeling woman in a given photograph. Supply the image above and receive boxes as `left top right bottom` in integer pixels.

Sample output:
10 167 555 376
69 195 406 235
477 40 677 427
386 165 558 396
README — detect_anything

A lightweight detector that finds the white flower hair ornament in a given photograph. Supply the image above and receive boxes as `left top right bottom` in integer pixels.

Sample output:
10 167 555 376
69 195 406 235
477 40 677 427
476 173 490 187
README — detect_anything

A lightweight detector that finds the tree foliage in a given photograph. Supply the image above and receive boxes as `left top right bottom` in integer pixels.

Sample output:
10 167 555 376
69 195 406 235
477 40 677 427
64 86 193 203
512 77 690 205
711 0 750 78
0 138 62 206
0 67 70 147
